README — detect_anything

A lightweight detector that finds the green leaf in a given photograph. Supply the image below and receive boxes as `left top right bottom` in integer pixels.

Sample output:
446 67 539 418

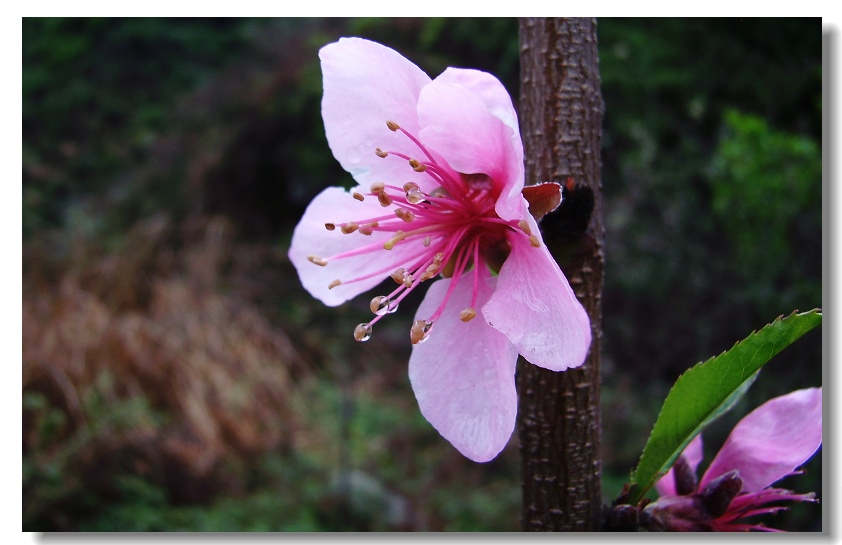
626 309 822 505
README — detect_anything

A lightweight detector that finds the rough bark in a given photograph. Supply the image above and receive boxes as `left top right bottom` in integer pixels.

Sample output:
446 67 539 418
517 17 605 531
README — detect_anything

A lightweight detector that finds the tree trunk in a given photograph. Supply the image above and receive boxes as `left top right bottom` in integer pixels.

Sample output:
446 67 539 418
517 17 605 531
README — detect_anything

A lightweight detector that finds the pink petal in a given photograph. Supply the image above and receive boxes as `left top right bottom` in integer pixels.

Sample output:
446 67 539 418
701 387 822 493
408 274 519 462
431 68 525 221
320 37 431 188
655 434 704 497
481 230 591 371
416 80 523 219
433 67 519 134
288 186 423 306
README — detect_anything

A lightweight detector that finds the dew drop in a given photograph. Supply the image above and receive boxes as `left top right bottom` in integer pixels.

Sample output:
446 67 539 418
404 183 426 204
370 296 394 316
354 323 373 342
410 320 433 345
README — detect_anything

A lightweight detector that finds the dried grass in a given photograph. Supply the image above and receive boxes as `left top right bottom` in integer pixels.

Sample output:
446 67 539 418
23 215 306 503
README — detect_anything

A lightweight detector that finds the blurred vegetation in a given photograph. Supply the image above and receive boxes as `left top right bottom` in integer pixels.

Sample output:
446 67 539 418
22 18 821 531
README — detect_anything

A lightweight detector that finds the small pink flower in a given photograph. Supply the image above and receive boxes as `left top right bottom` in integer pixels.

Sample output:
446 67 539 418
288 38 591 462
645 387 822 531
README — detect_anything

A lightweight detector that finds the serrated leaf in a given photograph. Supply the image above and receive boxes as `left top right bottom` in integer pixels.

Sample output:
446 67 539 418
626 309 822 505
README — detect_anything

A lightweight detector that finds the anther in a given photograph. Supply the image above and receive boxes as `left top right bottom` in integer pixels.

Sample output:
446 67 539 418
307 254 328 267
370 182 385 194
328 279 342 289
324 222 336 231
354 323 373 342
408 159 427 172
378 191 393 207
410 320 433 344
529 234 541 248
358 225 374 235
375 148 388 158
460 308 477 322
518 219 532 235
386 120 400 131
352 192 365 201
395 209 415 222
391 268 407 284
402 273 413 288
341 222 359 234
423 236 431 247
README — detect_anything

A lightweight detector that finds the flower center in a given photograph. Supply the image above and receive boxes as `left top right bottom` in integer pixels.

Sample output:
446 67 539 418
307 121 539 344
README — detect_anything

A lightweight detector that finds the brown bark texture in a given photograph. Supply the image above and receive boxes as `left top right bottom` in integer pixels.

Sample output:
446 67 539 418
517 17 605 531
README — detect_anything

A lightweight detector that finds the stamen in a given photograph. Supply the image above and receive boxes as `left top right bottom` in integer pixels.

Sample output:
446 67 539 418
378 192 393 207
352 192 365 202
358 225 374 235
391 268 407 284
307 254 328 267
370 182 385 194
518 219 532 235
328 279 342 289
375 148 388 158
395 209 415 222
408 159 427 172
386 120 400 131
459 308 477 322
341 222 359 234
410 320 433 344
354 323 373 342
529 234 541 247
324 222 336 231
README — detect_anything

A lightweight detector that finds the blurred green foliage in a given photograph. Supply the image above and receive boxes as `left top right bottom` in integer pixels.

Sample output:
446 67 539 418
23 17 821 531
709 109 821 312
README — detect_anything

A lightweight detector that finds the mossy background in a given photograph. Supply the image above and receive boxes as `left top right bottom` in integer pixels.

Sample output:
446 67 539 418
22 18 822 531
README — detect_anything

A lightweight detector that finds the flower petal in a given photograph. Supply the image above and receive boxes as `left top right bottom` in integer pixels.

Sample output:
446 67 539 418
416 79 523 219
408 274 519 462
481 231 591 371
320 37 431 187
655 434 704 497
430 67 525 221
433 67 519 134
288 186 423 306
701 387 822 493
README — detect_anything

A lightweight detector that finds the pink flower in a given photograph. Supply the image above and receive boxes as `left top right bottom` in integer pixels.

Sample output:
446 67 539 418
288 38 591 462
645 387 822 531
